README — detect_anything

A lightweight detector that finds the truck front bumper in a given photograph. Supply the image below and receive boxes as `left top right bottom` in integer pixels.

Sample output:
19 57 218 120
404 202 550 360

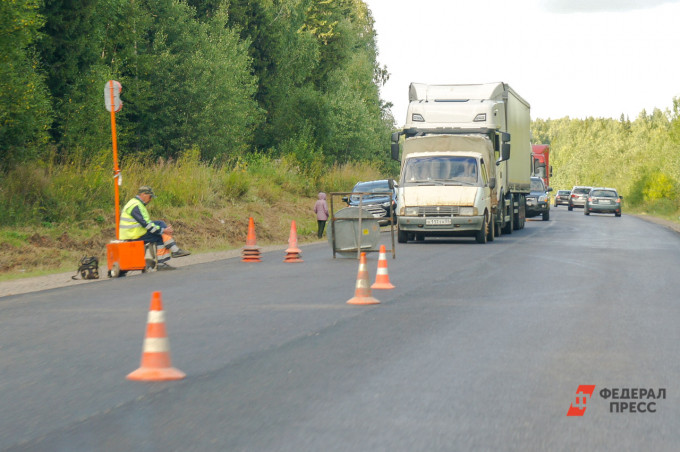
398 215 484 234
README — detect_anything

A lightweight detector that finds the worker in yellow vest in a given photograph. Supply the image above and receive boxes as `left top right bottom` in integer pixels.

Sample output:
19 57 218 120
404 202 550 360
119 186 190 270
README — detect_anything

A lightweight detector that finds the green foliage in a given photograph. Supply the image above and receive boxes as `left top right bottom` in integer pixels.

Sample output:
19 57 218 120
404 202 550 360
0 0 53 168
531 108 680 211
3 0 395 171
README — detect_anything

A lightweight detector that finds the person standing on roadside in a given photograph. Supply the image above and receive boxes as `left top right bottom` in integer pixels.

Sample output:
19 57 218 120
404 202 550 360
313 192 329 239
119 186 191 270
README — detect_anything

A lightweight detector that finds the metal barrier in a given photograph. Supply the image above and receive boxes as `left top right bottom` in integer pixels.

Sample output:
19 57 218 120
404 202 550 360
328 192 396 259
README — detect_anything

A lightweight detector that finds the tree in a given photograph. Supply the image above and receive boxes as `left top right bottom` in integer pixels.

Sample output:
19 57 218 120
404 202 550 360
0 0 53 168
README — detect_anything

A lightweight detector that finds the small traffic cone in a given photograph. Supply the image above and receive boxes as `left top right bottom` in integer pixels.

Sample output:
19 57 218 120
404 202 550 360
241 217 262 263
371 245 395 289
284 220 303 263
347 252 380 305
127 291 186 382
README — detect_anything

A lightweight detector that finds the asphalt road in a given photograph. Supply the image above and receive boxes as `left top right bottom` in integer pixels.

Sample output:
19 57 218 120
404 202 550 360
1 208 679 451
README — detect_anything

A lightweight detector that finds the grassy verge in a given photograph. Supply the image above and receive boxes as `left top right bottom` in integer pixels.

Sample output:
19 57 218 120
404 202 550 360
0 153 388 281
625 199 680 224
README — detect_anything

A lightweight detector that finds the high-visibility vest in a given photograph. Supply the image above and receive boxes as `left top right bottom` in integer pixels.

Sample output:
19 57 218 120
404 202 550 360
119 197 150 240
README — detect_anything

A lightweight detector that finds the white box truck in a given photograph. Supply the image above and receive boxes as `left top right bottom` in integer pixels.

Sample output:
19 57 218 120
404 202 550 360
391 82 532 243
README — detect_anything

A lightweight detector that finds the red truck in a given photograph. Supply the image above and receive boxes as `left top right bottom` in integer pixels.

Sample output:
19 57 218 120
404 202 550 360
531 144 551 187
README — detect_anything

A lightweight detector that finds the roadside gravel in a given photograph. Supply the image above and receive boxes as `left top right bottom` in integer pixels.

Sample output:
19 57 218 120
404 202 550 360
0 244 289 298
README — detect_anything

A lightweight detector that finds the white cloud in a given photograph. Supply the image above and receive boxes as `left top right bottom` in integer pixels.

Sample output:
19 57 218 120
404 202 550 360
540 0 680 13
366 0 680 123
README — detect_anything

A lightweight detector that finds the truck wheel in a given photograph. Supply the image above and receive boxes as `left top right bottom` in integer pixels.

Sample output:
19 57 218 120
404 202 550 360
501 198 512 234
476 214 489 244
488 216 495 242
568 205 573 211
397 227 408 244
542 210 550 221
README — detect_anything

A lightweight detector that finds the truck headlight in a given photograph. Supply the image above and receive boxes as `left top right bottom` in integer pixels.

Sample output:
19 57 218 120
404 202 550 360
381 201 391 208
459 207 475 216
538 195 547 202
404 207 418 216
412 113 425 122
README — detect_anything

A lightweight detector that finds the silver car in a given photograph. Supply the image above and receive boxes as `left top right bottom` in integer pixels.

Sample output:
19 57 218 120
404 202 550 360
584 187 622 217
568 186 592 211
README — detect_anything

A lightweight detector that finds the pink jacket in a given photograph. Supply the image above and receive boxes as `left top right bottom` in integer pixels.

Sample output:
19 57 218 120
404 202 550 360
314 192 329 220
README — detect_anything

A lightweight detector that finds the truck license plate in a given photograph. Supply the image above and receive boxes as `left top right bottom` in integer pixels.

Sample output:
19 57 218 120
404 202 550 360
426 218 452 225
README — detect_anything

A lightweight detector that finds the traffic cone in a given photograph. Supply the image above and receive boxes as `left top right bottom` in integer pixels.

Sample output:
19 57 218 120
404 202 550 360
127 291 186 382
371 245 395 289
347 252 380 305
241 217 262 262
284 220 303 263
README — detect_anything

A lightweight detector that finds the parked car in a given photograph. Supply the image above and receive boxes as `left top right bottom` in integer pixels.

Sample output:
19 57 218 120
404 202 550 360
584 187 622 217
568 186 592 210
345 179 397 225
554 190 571 207
526 176 552 221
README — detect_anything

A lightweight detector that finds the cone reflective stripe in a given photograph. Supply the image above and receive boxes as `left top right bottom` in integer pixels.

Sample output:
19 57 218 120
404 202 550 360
371 245 395 289
127 291 186 381
284 220 303 263
242 217 262 262
347 252 380 305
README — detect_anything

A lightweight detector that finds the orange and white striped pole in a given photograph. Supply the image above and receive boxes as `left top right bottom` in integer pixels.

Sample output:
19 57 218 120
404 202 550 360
371 245 395 289
127 291 186 382
347 252 380 305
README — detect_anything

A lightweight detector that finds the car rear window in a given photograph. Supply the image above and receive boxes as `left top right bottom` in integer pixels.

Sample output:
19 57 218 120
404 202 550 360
573 188 590 194
591 190 617 198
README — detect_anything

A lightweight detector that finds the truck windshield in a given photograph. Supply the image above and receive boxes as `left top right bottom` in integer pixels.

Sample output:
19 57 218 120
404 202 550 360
403 156 478 185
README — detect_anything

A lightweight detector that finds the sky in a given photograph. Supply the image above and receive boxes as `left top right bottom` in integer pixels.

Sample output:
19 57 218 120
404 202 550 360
363 0 680 124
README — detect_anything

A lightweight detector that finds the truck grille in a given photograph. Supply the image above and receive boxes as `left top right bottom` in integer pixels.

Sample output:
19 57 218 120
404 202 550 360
417 206 459 216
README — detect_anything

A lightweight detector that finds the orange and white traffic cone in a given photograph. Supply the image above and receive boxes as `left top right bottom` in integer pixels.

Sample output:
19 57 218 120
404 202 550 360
371 245 395 289
283 220 303 263
127 291 186 381
241 217 262 263
347 252 380 305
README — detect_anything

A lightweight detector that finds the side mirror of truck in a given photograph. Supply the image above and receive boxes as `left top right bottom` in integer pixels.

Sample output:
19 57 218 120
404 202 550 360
388 178 395 189
547 186 553 192
391 142 400 161
488 177 496 189
497 143 510 164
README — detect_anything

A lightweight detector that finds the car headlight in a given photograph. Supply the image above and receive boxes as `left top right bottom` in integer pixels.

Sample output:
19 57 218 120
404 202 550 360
404 207 418 216
459 207 475 216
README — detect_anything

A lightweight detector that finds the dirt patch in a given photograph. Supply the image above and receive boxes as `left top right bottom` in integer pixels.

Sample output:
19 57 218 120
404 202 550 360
632 214 680 234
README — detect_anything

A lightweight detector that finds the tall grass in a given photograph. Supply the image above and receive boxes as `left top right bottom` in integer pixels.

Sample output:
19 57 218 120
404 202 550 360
0 149 386 237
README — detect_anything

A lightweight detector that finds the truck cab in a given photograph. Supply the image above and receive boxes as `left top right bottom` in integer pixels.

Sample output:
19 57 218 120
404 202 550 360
396 134 497 243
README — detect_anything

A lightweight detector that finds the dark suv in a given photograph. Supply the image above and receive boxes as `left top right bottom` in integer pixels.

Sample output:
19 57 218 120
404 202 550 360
568 186 592 211
554 190 571 207
345 179 397 225
526 176 552 221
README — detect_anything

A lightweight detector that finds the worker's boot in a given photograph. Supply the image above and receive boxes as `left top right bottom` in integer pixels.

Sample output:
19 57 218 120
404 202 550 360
171 248 191 258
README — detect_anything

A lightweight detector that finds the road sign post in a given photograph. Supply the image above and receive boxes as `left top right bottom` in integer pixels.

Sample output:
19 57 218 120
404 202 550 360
105 80 123 238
